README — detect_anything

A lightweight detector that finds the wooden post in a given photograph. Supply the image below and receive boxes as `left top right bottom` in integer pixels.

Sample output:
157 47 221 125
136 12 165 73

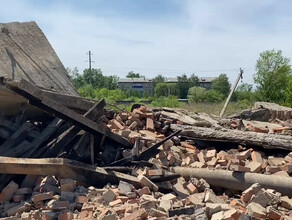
219 68 243 117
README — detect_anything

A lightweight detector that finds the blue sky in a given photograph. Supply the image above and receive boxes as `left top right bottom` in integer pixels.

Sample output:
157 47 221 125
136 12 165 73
1 0 292 84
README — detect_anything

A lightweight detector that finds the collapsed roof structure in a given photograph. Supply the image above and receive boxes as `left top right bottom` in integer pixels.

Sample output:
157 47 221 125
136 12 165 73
1 21 292 219
0 21 78 116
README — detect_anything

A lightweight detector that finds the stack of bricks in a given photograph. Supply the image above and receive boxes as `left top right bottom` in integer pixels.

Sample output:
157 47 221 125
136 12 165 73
154 138 292 177
1 175 292 219
106 106 182 145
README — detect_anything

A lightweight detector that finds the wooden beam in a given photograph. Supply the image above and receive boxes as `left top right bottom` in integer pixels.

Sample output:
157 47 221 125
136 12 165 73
0 122 34 154
0 156 141 188
24 118 64 157
171 124 292 150
38 89 95 113
6 79 132 148
44 99 106 157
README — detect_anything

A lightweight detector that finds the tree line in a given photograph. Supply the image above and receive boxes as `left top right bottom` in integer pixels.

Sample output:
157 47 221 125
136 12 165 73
67 49 292 107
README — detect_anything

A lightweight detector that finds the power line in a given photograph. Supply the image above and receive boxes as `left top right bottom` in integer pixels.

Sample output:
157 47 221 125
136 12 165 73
94 64 252 73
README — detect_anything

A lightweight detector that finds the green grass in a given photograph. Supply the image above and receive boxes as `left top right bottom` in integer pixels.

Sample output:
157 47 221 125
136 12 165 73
181 100 253 116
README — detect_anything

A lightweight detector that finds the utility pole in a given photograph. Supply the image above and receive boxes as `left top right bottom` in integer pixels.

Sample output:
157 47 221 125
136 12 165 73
86 51 94 71
219 68 244 118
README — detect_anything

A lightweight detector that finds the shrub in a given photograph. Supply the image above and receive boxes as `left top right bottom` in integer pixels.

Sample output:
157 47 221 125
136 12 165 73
151 96 180 108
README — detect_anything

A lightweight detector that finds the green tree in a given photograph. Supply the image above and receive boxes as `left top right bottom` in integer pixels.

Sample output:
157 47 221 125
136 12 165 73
237 83 253 92
154 83 179 97
189 73 199 87
285 76 292 106
176 74 200 99
126 71 143 78
104 75 118 90
204 90 224 102
233 83 255 102
153 74 166 85
188 86 223 103
67 67 84 89
211 74 231 97
83 68 105 89
177 74 190 99
188 86 207 102
254 49 291 102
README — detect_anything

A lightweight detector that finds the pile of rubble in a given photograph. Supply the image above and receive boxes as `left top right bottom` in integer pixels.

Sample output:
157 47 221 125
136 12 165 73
1 175 292 219
1 78 292 219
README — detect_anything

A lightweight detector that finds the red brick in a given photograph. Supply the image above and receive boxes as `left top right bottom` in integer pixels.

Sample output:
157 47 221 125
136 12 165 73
133 109 146 117
121 208 147 220
186 182 198 194
128 121 138 130
268 207 282 220
138 175 158 192
60 179 75 192
109 199 123 207
6 202 30 217
146 118 155 132
75 195 88 204
58 211 73 220
237 149 251 160
206 149 216 160
229 164 250 172
98 208 110 219
77 210 93 219
246 161 262 173
0 181 18 202
147 169 164 176
32 191 54 203
197 152 205 163
137 186 151 197
112 119 125 130
13 194 24 203
251 151 263 164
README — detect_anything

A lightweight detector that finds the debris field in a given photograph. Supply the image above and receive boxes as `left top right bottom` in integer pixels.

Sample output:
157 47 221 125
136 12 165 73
1 21 292 220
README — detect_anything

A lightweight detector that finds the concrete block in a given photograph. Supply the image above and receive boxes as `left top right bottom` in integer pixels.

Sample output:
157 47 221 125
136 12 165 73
102 189 116 202
118 181 134 195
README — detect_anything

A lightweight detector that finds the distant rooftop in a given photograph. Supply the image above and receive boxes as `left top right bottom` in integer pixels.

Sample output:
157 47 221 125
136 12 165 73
118 77 217 83
118 78 152 83
166 77 217 83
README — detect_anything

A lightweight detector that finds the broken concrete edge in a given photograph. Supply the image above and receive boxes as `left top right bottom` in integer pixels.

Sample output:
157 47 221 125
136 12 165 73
0 156 141 189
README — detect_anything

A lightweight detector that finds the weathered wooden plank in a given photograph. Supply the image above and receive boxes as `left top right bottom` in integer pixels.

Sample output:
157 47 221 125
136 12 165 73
171 124 292 150
0 127 11 139
44 99 106 157
0 122 33 154
72 132 89 158
24 118 64 157
0 156 141 188
6 79 132 148
39 89 95 113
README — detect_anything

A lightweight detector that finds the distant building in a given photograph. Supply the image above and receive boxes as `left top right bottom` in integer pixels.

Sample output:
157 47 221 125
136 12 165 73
118 78 153 96
165 77 217 90
199 77 217 90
